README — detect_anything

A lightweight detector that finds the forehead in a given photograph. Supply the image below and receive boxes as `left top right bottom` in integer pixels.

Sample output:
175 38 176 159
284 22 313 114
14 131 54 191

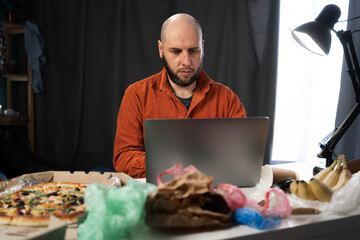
163 21 201 48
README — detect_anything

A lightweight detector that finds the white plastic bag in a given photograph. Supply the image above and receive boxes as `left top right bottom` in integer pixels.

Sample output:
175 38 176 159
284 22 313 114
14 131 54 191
320 171 360 214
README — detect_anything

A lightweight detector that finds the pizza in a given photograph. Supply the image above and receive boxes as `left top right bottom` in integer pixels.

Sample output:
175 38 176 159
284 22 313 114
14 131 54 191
0 182 87 226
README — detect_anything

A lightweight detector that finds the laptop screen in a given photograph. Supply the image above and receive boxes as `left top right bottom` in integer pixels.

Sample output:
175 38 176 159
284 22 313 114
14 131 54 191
145 117 270 187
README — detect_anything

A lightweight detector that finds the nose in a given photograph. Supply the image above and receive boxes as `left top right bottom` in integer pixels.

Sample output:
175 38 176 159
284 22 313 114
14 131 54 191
181 51 191 66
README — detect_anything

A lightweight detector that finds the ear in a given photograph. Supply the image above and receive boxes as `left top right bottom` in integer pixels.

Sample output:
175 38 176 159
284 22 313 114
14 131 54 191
158 40 163 58
201 39 205 57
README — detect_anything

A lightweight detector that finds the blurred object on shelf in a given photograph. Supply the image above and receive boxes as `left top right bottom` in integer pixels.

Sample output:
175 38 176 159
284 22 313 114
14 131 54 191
4 108 14 116
6 60 15 73
5 12 16 24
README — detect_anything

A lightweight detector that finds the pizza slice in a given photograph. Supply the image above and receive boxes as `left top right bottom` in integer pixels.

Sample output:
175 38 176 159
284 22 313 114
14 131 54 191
0 182 88 226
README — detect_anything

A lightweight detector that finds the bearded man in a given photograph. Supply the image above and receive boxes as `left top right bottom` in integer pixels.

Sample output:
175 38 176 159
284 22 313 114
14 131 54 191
113 13 246 178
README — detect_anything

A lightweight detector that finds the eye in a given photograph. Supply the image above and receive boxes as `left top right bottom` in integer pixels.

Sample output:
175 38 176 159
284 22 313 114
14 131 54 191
189 49 200 54
171 50 181 54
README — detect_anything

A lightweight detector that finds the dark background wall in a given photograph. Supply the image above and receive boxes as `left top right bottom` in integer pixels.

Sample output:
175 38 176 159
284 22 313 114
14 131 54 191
1 0 279 177
335 0 360 161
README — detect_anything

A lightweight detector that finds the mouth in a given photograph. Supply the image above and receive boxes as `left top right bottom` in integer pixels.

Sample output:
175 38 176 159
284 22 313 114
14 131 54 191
179 69 193 75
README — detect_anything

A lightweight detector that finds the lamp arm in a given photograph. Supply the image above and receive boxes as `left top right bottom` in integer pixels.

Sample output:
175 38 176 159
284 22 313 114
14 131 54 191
317 30 360 166
318 103 360 166
337 30 360 101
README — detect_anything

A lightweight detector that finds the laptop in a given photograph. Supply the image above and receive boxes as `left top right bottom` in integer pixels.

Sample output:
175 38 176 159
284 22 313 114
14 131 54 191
144 117 270 187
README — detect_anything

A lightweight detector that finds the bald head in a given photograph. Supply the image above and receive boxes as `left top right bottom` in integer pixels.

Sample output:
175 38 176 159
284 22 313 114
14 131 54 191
158 13 204 91
160 13 203 43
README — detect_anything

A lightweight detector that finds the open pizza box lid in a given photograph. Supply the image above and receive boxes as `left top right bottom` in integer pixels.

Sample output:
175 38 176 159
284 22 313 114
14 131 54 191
33 170 131 186
0 171 131 194
0 170 132 240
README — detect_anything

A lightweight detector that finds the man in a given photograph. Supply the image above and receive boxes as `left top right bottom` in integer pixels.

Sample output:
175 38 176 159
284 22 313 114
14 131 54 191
113 13 246 178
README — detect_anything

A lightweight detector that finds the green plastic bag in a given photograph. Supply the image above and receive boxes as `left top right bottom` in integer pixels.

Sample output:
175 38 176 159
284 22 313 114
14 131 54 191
78 179 157 240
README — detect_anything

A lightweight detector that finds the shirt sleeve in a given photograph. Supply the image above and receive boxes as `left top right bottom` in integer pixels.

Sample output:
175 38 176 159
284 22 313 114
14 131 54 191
227 89 247 118
113 87 146 178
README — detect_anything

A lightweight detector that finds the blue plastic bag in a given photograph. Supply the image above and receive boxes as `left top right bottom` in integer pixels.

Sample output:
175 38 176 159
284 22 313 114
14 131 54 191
233 207 281 230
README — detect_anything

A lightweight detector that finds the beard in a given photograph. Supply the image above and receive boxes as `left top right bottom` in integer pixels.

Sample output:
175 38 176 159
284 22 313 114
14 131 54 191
162 56 203 87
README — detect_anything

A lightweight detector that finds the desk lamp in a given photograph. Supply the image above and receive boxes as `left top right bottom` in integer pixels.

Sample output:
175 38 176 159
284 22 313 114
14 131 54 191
292 4 360 167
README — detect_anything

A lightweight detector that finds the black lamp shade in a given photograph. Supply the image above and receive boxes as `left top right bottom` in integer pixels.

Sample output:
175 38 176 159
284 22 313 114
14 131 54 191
292 4 341 56
292 22 332 55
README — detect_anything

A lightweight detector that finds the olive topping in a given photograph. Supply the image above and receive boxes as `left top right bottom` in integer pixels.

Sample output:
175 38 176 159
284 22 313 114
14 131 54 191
21 191 30 196
16 201 25 208
48 191 59 197
75 187 80 191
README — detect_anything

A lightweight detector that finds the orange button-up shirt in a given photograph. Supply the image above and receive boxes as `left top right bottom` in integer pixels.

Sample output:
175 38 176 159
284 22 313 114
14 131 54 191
113 68 246 178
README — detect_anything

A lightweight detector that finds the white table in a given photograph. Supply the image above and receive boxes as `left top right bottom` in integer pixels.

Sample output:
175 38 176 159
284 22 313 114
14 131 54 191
139 208 360 239
66 161 360 239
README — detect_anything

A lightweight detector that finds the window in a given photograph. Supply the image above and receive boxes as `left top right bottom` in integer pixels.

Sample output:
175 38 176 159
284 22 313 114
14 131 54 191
272 0 349 163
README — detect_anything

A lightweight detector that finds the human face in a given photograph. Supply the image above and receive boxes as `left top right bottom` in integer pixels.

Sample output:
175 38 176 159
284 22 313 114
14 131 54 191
158 22 204 87
162 54 202 87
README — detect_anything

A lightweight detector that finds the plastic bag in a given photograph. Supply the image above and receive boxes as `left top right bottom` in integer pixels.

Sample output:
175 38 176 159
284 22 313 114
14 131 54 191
78 179 157 240
259 188 292 217
287 171 360 214
157 163 198 185
246 178 273 203
216 182 291 218
216 183 247 211
320 171 360 214
233 207 282 230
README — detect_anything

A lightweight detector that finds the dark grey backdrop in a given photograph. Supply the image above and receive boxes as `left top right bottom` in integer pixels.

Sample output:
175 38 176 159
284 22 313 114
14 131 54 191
335 0 360 160
28 0 279 171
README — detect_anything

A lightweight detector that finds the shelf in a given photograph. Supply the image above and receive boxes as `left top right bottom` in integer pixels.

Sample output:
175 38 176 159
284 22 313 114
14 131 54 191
5 23 24 35
4 74 28 82
3 22 34 152
0 116 29 126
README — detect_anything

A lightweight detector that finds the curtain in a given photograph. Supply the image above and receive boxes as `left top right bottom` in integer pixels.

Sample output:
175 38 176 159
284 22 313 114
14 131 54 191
30 0 279 171
334 0 360 160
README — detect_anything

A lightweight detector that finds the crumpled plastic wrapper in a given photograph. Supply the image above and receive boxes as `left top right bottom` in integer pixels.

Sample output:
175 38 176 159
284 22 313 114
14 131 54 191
0 174 44 197
77 179 157 240
145 170 232 228
104 173 122 187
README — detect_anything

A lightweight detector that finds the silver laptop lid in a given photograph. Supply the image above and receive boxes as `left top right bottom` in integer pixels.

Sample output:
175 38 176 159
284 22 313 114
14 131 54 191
145 117 270 187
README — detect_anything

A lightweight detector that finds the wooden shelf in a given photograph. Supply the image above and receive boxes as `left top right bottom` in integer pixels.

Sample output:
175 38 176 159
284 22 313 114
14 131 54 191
0 116 28 126
1 23 34 152
4 74 28 82
5 23 24 35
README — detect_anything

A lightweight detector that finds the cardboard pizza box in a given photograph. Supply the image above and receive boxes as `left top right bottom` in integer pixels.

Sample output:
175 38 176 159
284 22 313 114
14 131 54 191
32 170 131 186
0 216 68 240
0 170 132 240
